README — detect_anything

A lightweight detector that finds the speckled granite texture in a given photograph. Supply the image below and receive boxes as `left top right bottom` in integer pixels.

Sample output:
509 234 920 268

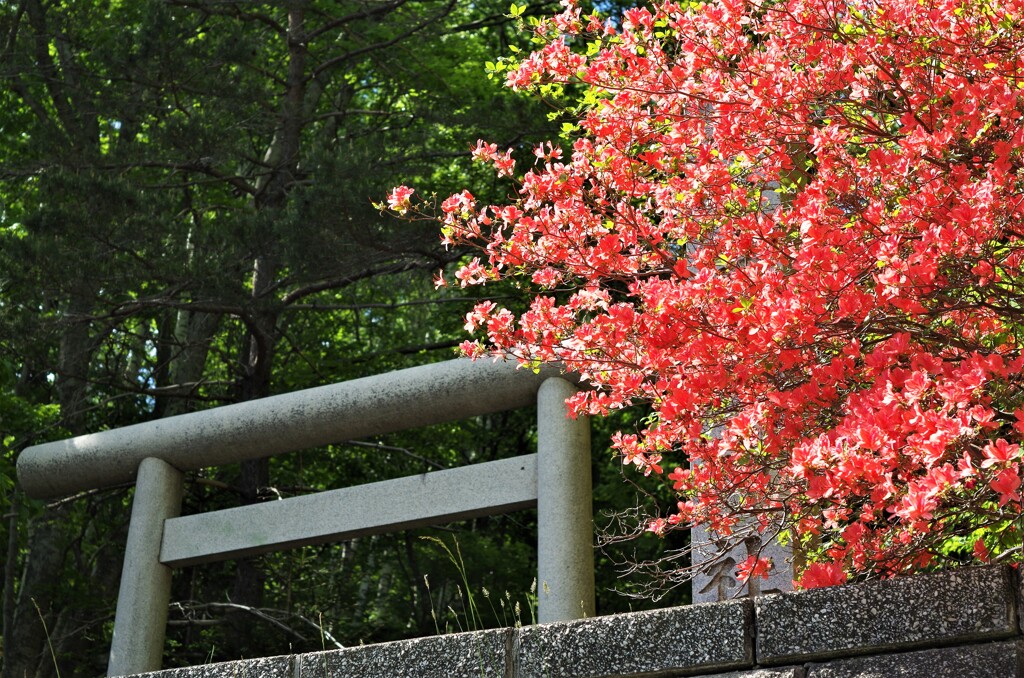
135 655 293 678
755 565 1018 664
803 640 1022 677
693 669 803 678
516 600 752 677
296 629 510 678
130 565 1023 678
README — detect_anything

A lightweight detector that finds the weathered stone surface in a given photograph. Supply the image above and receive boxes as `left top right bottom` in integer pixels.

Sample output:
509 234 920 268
804 640 1021 677
515 600 753 677
756 566 1017 664
135 655 293 678
536 377 594 623
691 430 792 603
693 669 802 678
161 454 538 567
18 358 567 498
122 567 1024 678
108 458 183 677
691 528 793 603
297 629 509 678
1018 568 1023 635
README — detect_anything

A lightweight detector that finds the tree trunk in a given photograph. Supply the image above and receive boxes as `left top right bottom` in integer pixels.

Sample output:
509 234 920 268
55 294 94 436
224 1 308 655
162 310 220 418
5 510 69 678
2 491 21 678
5 287 99 676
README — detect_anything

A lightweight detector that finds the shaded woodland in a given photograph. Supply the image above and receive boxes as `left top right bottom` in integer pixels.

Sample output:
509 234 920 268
0 1 684 674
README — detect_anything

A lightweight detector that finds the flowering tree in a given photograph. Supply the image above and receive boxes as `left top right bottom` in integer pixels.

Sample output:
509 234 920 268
387 0 1024 588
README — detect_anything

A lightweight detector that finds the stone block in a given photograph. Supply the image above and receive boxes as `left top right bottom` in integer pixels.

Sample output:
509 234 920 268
694 669 802 678
514 600 753 677
804 640 1021 677
296 629 509 678
135 655 293 678
756 565 1017 664
691 527 793 603
161 454 538 567
691 432 792 603
1018 567 1023 635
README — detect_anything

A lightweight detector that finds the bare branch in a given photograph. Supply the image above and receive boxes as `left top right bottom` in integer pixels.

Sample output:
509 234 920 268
343 439 448 471
304 0 409 42
166 0 286 34
281 295 515 312
308 0 457 82
168 601 345 649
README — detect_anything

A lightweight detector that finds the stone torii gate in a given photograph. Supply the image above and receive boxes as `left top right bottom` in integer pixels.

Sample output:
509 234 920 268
17 359 595 677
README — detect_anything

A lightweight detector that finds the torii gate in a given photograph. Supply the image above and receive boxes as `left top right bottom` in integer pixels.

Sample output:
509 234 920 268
17 358 595 676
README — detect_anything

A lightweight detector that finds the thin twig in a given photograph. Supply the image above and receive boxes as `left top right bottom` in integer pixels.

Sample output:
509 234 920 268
343 440 447 471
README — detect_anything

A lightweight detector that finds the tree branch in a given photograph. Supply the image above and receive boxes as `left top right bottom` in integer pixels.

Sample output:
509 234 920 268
308 0 457 82
304 0 409 42
166 0 286 34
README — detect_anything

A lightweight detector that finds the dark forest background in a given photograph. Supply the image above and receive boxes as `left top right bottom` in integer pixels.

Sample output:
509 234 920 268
0 1 685 674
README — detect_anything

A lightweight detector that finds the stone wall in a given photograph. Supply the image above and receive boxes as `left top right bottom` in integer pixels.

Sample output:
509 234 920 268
135 565 1023 678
